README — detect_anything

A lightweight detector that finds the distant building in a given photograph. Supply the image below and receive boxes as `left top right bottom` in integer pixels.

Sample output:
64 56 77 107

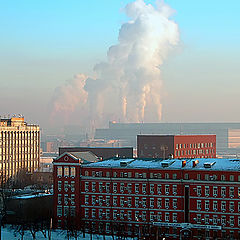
0 116 40 181
95 122 240 155
59 147 133 160
137 134 216 159
53 156 240 239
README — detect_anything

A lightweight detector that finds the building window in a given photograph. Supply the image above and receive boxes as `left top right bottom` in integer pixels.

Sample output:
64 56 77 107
229 187 234 197
165 199 169 209
106 183 110 193
165 185 170 195
173 185 177 195
64 181 69 192
197 214 201 224
92 209 96 218
113 183 117 193
58 181 62 192
213 215 217 225
150 184 154 194
184 174 189 180
120 197 124 207
135 184 139 193
205 174 209 181
92 196 96 205
113 196 117 206
150 198 154 208
230 216 234 226
142 198 147 208
230 202 234 212
128 197 132 207
142 211 146 221
173 199 177 209
165 173 169 179
127 183 132 193
197 174 201 180
221 216 226 225
197 186 202 196
70 194 75 205
142 184 147 194
150 212 155 222
165 213 169 222
135 197 139 207
157 185 162 194
127 210 132 220
157 212 162 221
157 198 162 208
120 183 124 193
113 210 118 220
58 194 62 204
70 167 75 177
99 182 103 192
70 181 75 192
221 201 226 211
205 186 210 196
85 182 89 192
213 201 218 211
205 215 209 224
70 206 75 217
205 200 209 211
57 167 62 177
221 175 225 181
57 206 62 217
213 186 218 197
197 200 201 210
173 174 177 180
64 206 69 216
221 187 226 197
85 195 89 205
106 209 110 219
64 167 69 177
238 202 240 212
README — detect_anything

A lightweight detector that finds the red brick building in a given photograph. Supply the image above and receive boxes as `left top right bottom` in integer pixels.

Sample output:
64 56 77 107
137 135 216 159
53 155 240 239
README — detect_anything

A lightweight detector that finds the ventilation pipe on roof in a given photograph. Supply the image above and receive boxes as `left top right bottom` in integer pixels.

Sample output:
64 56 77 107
192 160 199 168
182 160 187 167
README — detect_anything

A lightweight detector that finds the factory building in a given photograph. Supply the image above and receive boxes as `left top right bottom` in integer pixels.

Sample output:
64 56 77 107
137 135 216 159
0 116 40 182
53 155 240 239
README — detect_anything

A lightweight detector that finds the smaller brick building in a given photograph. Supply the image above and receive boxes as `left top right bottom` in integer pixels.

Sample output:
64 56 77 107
137 135 216 159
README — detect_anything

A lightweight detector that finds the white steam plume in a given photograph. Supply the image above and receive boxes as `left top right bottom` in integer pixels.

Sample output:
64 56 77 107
50 0 179 127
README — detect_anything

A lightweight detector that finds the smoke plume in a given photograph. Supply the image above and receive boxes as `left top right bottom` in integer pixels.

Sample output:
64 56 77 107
51 0 179 127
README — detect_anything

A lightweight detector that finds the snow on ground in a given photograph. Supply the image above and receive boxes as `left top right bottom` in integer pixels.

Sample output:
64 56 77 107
2 226 136 239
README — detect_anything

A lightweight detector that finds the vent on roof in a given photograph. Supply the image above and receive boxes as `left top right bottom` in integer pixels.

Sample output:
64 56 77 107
204 162 216 168
192 160 199 168
161 160 175 168
120 160 134 167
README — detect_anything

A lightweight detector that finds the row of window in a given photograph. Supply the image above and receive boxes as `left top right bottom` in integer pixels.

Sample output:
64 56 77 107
84 208 178 223
57 166 76 177
58 180 75 192
196 200 240 212
84 195 177 209
196 186 240 198
56 205 76 217
195 214 240 227
84 182 177 195
175 149 214 156
83 170 240 182
57 194 75 205
176 142 214 149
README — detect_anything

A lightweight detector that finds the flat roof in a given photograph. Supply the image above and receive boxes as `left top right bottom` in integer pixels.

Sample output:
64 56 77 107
86 158 240 172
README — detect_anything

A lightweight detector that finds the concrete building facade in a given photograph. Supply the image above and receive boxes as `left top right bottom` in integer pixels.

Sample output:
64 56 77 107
0 116 40 181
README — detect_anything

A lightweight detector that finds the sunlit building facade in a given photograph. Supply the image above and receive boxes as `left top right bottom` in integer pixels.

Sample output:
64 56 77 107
0 116 40 181
53 155 240 239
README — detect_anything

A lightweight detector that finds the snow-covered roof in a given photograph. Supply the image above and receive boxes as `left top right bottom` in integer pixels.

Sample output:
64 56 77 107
86 158 240 172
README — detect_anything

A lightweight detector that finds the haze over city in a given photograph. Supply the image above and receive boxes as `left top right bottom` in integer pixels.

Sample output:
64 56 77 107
0 0 240 132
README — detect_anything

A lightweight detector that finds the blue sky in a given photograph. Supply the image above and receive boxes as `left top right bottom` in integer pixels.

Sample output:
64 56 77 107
0 0 240 126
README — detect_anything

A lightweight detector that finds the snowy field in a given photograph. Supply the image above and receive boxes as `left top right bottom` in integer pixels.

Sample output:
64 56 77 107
2 226 136 240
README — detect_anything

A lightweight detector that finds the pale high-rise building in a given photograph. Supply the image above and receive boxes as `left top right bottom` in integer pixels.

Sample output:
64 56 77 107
0 116 40 182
